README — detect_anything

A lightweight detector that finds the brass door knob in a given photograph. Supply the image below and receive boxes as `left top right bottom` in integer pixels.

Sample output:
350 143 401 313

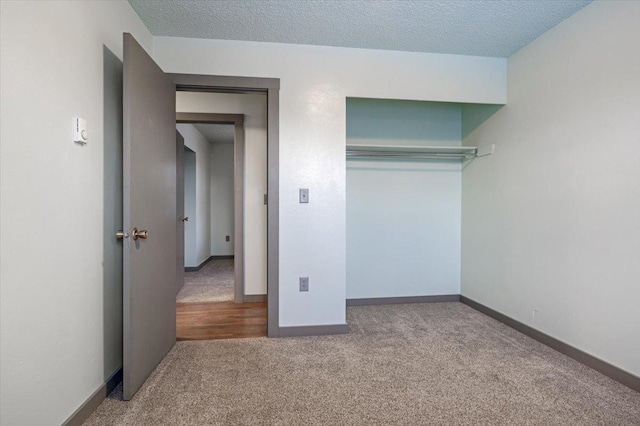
181 217 189 222
132 228 149 240
116 230 129 239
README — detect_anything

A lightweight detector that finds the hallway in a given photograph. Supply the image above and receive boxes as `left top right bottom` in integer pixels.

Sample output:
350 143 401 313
177 258 234 303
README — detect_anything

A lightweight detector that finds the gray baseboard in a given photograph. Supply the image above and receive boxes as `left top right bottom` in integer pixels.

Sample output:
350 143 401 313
185 256 212 272
185 255 234 272
460 296 640 393
243 294 267 303
278 323 349 338
347 294 460 306
184 256 213 272
62 367 122 426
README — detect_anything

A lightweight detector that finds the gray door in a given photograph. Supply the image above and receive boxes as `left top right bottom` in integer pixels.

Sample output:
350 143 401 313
123 33 177 401
176 130 185 294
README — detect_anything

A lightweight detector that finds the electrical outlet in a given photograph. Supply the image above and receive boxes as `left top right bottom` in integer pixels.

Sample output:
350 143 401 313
225 235 230 242
299 188 309 203
299 277 309 292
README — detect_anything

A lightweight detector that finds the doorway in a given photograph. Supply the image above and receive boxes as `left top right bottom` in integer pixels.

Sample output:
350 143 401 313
175 103 268 339
178 125 236 303
170 76 280 340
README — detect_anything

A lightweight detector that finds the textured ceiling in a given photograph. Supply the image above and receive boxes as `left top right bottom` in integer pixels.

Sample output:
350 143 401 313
129 0 592 57
194 124 234 144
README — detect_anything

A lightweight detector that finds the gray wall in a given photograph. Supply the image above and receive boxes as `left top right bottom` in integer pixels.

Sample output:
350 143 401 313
346 98 462 299
461 0 640 376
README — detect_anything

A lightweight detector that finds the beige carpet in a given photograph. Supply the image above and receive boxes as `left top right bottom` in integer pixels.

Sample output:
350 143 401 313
86 303 640 425
176 258 234 303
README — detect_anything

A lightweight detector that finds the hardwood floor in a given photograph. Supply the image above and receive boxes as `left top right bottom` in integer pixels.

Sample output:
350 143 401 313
176 301 267 340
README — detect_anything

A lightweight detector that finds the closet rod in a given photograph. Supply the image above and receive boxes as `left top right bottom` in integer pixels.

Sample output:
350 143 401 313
346 150 476 159
345 144 494 161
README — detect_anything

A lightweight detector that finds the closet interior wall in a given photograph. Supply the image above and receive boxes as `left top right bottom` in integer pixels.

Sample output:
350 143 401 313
346 98 463 300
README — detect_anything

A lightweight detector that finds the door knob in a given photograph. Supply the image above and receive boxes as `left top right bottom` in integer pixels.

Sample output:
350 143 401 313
181 217 189 222
116 230 129 239
132 228 148 240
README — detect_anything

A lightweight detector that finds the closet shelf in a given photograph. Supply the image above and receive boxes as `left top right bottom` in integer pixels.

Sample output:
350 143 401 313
346 144 494 161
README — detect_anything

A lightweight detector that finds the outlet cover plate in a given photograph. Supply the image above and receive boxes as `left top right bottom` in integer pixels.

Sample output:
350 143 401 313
299 277 309 292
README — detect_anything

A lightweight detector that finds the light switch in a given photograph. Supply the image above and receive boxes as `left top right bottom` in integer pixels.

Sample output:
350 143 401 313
299 188 309 203
73 117 88 145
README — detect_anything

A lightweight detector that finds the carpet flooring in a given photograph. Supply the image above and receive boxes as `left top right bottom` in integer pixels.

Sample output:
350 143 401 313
176 258 234 303
86 303 640 425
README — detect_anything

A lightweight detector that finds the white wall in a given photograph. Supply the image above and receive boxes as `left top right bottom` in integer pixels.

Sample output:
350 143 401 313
210 142 235 256
462 0 640 376
159 38 506 326
183 147 197 266
176 92 268 296
176 123 211 266
347 99 461 299
0 1 152 424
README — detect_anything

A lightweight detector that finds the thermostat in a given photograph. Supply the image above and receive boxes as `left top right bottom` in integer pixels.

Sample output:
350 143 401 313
73 117 88 145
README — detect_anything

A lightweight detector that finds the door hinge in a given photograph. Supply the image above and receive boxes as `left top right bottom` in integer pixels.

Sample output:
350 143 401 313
264 194 268 205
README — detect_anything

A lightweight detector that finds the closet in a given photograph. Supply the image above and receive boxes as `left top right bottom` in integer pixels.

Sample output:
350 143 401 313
345 98 493 302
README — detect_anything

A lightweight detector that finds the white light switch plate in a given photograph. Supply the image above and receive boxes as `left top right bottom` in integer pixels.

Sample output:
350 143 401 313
299 188 309 203
73 117 88 145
